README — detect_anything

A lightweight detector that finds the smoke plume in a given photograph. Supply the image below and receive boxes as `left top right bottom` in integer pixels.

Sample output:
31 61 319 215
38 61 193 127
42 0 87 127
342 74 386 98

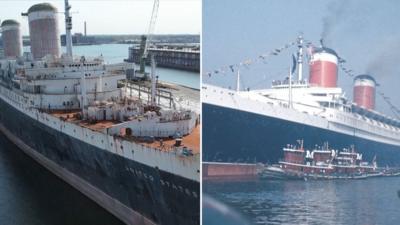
366 39 400 78
320 0 347 41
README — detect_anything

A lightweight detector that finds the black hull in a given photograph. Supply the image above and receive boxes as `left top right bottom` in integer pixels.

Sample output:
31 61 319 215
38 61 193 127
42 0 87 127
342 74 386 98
203 103 400 167
0 97 199 225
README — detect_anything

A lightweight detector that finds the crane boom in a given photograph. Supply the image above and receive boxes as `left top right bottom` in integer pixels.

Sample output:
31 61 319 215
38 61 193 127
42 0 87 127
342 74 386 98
143 0 159 58
139 0 159 74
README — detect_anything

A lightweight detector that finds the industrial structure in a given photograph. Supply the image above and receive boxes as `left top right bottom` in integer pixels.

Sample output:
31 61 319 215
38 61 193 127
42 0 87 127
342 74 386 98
0 20 22 58
127 45 200 72
309 47 338 87
353 74 376 110
22 3 61 59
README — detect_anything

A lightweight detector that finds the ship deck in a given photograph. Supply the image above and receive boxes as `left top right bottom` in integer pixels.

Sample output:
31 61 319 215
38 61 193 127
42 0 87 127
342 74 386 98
49 110 200 154
121 125 200 154
147 124 200 154
49 110 119 131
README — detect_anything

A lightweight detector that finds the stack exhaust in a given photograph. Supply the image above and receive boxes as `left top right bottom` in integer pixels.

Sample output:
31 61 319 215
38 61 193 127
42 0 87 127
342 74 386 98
1 20 22 58
23 3 61 60
309 46 339 87
353 74 376 110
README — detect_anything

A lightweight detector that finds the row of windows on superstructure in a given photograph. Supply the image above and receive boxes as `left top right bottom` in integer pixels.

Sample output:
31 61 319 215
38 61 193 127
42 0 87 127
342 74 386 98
29 63 100 69
62 101 74 106
357 115 400 131
332 113 400 135
67 63 99 68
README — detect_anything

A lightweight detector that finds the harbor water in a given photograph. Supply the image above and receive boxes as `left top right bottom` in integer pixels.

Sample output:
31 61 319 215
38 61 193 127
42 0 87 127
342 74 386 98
0 133 124 225
203 179 400 225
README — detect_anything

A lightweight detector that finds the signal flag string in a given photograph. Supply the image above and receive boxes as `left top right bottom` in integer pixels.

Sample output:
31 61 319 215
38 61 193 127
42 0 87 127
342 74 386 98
202 39 297 78
203 36 400 119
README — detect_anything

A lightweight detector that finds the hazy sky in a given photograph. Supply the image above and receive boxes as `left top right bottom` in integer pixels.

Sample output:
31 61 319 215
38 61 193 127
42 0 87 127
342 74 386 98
203 0 400 117
0 0 201 35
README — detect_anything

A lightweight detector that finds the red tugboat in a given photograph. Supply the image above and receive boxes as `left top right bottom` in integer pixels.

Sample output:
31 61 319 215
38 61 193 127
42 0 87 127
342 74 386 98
261 140 381 179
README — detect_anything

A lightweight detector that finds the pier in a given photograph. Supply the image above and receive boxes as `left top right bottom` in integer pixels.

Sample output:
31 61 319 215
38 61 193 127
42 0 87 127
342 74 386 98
126 45 200 72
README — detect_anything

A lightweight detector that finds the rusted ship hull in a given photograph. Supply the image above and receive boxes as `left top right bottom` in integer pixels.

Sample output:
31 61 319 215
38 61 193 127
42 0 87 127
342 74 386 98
0 97 199 225
202 162 259 181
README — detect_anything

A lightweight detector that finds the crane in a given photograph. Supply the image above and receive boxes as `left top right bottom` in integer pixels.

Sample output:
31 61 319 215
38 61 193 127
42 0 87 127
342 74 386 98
139 0 160 75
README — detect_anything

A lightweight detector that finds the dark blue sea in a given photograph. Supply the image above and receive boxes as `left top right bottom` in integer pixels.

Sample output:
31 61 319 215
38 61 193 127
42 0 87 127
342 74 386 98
203 178 400 225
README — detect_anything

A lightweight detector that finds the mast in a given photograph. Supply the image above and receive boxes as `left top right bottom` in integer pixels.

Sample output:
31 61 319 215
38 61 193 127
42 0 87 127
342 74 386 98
289 67 293 108
297 35 303 81
150 55 157 106
236 69 240 92
81 75 87 118
84 21 87 36
64 0 73 58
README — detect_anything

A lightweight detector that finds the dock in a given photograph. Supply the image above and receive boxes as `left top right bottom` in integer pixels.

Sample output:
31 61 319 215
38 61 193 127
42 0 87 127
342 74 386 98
125 45 200 72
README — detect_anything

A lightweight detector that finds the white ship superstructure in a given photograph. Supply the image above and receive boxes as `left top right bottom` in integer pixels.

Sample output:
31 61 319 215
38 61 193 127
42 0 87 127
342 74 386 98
202 36 400 166
203 80 400 146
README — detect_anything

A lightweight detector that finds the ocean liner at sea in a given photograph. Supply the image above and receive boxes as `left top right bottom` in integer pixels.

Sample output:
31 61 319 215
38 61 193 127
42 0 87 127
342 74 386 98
203 36 400 179
0 1 199 225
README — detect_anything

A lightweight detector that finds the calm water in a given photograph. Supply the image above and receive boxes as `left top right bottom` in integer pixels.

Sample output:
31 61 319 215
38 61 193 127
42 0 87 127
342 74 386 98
23 44 199 89
0 133 124 225
204 179 400 225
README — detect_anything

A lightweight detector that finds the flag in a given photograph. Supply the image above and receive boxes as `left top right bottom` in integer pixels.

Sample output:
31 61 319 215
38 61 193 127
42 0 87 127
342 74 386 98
291 54 297 75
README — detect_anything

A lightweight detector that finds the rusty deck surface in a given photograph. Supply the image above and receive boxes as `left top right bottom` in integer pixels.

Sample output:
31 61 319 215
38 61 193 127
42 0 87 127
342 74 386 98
49 109 80 119
80 120 119 131
50 110 118 131
123 125 200 154
49 110 200 154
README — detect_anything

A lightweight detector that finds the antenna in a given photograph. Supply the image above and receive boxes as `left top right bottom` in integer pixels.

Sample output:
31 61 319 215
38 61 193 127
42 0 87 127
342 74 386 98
81 74 87 119
64 0 73 58
236 69 240 92
288 67 293 109
84 21 87 36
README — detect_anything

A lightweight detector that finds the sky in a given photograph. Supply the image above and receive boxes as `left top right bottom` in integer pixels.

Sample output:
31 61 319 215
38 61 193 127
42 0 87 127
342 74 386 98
0 0 201 35
203 0 400 117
